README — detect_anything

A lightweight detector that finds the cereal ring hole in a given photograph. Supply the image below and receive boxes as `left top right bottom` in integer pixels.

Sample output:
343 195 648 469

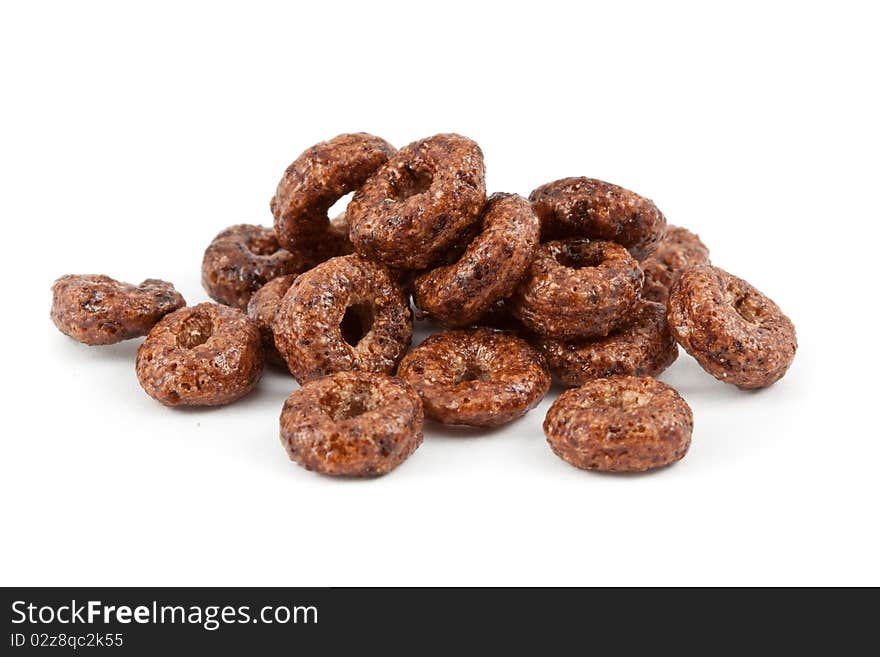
390 165 433 201
453 360 490 384
732 293 762 324
619 390 652 408
586 387 652 410
340 301 375 348
176 310 214 349
320 380 378 421
553 242 604 269
328 191 354 219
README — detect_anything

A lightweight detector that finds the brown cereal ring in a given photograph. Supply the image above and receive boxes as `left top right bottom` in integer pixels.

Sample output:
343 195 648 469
51 274 185 345
273 254 412 383
412 192 540 327
246 274 298 369
279 371 423 477
271 133 395 253
201 224 315 310
667 265 797 389
509 239 643 340
530 177 666 260
641 225 711 304
397 328 550 427
347 133 487 269
544 376 693 472
136 302 263 406
536 301 678 386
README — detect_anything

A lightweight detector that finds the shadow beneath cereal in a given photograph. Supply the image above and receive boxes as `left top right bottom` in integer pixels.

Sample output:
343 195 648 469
423 416 526 441
656 352 767 401
165 368 299 415
573 461 685 479
50 332 145 363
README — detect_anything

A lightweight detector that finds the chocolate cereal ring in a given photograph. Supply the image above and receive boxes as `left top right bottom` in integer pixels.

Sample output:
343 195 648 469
397 328 550 427
412 193 540 327
536 301 678 386
273 254 412 383
272 133 395 253
279 371 423 477
201 224 314 310
544 376 693 472
667 265 797 389
641 225 711 304
246 274 297 368
348 133 486 269
51 274 185 345
530 177 666 260
509 239 643 340
136 302 263 406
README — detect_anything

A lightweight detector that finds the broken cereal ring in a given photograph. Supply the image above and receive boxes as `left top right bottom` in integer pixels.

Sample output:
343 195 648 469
51 274 185 345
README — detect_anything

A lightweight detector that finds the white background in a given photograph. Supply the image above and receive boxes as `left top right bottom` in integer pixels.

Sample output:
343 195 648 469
2 1 878 586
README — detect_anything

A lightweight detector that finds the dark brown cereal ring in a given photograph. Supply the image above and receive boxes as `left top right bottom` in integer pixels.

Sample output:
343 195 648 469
136 302 263 407
544 376 693 472
271 133 395 253
347 133 487 269
279 371 423 477
536 301 678 386
412 193 540 327
246 274 298 369
201 224 315 310
509 239 643 340
667 265 797 389
273 254 412 384
397 328 550 427
641 225 711 304
51 274 185 345
530 177 666 260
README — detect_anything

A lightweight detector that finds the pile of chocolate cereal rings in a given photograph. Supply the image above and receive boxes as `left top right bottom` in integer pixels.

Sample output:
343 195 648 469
50 133 797 476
